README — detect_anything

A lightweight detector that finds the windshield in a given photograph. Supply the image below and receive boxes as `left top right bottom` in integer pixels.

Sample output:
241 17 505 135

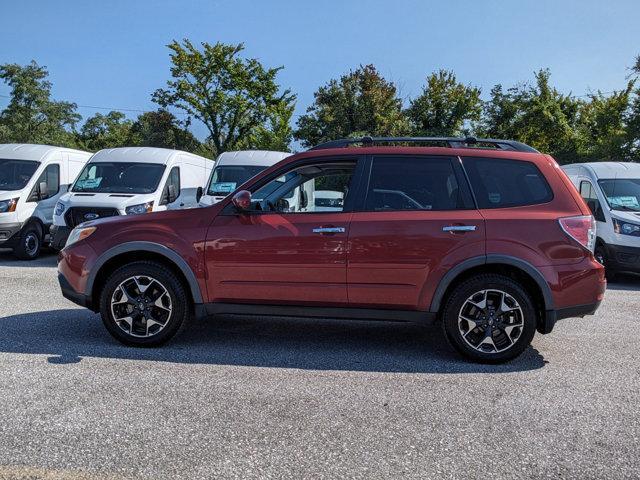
207 165 267 196
72 162 166 194
0 159 40 191
598 178 640 212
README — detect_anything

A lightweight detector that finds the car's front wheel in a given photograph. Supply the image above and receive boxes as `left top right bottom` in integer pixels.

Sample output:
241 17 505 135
441 274 537 363
99 261 191 346
13 224 42 260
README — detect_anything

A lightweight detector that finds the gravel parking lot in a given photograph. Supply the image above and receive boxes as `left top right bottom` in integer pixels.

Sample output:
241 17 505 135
0 250 639 479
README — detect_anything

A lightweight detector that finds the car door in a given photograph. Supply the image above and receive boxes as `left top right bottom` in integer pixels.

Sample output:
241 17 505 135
347 155 485 311
205 156 363 306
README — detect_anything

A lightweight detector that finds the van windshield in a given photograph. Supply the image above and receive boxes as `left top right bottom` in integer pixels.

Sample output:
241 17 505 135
72 162 166 194
0 159 40 191
598 178 640 212
207 165 267 196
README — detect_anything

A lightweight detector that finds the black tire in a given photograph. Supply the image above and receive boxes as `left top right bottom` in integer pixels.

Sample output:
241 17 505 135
13 224 42 260
441 274 537 364
99 261 191 347
594 244 617 282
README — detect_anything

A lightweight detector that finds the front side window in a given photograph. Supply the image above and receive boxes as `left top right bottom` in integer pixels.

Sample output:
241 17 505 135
72 162 166 194
249 162 355 213
31 164 60 200
365 156 464 211
0 159 40 191
598 178 640 212
462 157 553 209
207 165 267 196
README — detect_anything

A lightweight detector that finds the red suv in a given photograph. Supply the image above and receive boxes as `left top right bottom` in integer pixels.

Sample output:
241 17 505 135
57 137 606 363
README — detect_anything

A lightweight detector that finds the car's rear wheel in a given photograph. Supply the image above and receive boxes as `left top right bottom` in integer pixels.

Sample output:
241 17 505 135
441 274 537 364
13 224 42 260
99 261 190 346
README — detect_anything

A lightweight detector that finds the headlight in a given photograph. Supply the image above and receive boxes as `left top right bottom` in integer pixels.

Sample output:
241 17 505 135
65 226 97 248
125 201 154 215
613 219 640 237
54 202 66 216
0 198 19 213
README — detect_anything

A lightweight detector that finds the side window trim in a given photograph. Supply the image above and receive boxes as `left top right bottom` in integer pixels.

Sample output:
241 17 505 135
221 155 366 216
361 154 473 213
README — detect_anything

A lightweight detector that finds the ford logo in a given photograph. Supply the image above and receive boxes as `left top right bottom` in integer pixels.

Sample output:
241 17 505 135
84 213 100 220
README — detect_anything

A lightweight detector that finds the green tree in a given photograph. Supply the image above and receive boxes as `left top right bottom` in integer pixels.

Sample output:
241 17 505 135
625 57 640 159
576 83 635 161
294 65 409 148
480 70 582 162
0 61 80 146
153 40 295 156
76 111 134 151
407 70 482 136
130 109 201 153
237 100 294 152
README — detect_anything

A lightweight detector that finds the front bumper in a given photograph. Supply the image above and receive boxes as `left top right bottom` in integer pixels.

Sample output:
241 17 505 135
604 243 640 274
58 272 92 309
50 225 72 250
0 222 23 248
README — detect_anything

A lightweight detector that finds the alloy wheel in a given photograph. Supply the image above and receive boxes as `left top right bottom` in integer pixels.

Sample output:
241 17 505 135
457 289 524 354
110 275 173 338
24 233 39 258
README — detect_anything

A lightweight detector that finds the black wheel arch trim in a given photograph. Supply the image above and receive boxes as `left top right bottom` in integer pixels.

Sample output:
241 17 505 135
85 241 204 304
428 254 554 313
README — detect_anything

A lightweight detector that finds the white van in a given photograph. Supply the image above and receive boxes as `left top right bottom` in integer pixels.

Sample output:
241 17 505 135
199 150 290 206
51 147 212 248
0 144 91 259
562 162 640 279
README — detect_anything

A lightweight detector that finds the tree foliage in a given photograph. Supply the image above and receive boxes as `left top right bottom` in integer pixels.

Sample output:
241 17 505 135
294 65 409 148
76 111 133 151
0 61 80 145
407 70 482 136
152 40 295 156
130 109 201 152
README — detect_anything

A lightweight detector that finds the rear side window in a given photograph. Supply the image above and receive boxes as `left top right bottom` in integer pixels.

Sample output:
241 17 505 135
365 156 469 211
462 157 553 209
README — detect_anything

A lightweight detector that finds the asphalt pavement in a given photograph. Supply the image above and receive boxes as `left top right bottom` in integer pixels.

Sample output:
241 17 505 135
0 249 639 479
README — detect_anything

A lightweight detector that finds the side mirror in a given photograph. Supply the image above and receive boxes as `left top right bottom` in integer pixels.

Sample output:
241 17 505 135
586 199 606 222
167 184 178 204
232 190 252 212
39 181 49 200
196 186 203 203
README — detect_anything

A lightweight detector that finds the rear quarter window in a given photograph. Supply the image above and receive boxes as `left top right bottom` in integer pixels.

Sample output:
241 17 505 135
462 157 553 209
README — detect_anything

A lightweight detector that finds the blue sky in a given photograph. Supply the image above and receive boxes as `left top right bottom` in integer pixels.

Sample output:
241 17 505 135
1 0 639 141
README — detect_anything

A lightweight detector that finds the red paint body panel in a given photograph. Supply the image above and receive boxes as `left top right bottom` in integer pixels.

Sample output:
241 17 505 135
205 212 352 305
347 210 485 310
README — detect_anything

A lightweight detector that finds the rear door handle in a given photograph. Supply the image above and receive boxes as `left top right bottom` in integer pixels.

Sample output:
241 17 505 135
312 226 346 234
442 225 477 232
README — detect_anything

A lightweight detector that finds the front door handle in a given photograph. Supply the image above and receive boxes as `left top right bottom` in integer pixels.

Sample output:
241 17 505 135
312 226 346 234
442 225 477 232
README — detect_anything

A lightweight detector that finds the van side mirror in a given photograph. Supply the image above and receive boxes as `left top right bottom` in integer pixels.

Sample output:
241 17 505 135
167 184 178 204
586 199 606 222
232 190 252 212
196 186 203 203
39 181 49 200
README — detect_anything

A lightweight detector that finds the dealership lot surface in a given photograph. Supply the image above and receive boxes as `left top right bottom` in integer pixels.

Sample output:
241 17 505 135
0 251 639 479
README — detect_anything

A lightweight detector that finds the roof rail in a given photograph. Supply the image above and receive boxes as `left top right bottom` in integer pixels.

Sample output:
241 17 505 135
309 136 539 153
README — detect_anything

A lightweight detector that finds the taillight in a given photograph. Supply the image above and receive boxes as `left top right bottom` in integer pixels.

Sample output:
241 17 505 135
559 215 597 252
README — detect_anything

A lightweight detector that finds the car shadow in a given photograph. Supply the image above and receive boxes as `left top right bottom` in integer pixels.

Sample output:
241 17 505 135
0 308 546 374
0 249 58 268
606 273 640 291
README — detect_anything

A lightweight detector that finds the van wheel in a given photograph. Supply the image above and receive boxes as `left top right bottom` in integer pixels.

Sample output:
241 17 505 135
99 261 191 347
594 244 617 282
13 225 42 260
441 274 537 364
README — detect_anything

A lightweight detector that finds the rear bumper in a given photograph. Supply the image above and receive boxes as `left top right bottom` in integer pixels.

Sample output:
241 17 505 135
604 243 640 274
50 225 72 250
0 222 23 248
